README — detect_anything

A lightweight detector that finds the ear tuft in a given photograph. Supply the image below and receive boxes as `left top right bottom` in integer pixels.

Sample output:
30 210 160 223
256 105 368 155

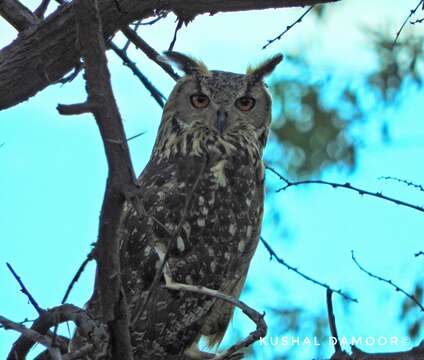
247 54 283 83
159 51 210 76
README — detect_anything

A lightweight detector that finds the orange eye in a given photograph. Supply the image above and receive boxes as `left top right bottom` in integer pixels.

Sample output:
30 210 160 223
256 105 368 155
190 94 210 109
235 97 256 111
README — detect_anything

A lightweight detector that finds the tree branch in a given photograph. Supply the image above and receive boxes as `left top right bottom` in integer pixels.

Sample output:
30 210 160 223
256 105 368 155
6 304 108 360
109 42 166 108
0 0 338 110
166 283 267 360
121 26 180 81
59 0 137 358
351 251 424 312
261 237 357 302
0 315 62 360
6 262 44 315
266 166 424 214
0 0 39 31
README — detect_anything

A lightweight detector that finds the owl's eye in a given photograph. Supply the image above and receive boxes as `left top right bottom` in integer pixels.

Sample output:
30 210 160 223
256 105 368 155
190 94 210 109
235 97 256 111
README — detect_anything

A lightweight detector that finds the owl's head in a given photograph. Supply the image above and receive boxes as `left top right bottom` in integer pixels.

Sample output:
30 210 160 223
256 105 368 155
155 52 282 160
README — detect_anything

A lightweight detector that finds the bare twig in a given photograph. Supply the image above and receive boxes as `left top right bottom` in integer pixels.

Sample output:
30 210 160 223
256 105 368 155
121 26 180 81
34 0 51 18
260 237 357 302
166 282 266 360
6 262 44 314
262 5 314 49
326 290 341 353
351 251 424 312
122 20 142 52
126 131 146 142
0 315 62 360
379 176 424 193
393 0 424 45
415 251 424 257
410 17 424 24
7 304 108 360
61 249 96 304
0 0 39 31
266 166 424 214
168 18 183 51
109 42 166 108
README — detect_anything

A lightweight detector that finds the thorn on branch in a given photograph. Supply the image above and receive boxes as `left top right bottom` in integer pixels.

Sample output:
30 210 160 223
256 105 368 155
260 237 357 303
6 262 44 314
351 251 424 312
262 6 315 50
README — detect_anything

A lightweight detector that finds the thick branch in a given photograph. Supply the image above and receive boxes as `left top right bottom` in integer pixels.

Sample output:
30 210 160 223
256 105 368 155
0 0 39 31
6 304 107 360
64 0 135 358
0 0 338 110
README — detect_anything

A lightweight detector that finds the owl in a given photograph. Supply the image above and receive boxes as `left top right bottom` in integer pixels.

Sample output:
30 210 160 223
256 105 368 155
81 52 282 360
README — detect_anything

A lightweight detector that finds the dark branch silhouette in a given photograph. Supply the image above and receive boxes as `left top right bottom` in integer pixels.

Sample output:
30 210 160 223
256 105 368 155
261 237 357 302
262 5 315 49
266 166 424 214
393 0 424 45
351 251 424 312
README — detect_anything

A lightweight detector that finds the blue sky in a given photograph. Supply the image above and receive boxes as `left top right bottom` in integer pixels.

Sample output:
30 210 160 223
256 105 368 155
1 1 424 359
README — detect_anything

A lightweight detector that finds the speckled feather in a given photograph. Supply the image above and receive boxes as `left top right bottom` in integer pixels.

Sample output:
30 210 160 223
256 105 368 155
78 53 281 360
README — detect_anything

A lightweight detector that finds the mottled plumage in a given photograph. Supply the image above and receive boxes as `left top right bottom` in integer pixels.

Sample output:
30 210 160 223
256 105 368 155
80 52 282 359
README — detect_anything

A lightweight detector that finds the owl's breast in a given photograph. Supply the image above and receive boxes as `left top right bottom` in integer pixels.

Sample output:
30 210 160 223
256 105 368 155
165 153 264 290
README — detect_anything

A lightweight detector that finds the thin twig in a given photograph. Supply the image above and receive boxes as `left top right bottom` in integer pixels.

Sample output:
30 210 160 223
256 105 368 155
393 0 424 45
109 42 166 108
379 176 424 193
61 249 95 304
351 251 424 312
262 6 314 49
34 0 51 18
410 17 424 25
266 166 424 214
6 262 44 314
121 26 180 81
166 282 266 360
0 315 62 360
326 290 341 353
260 237 357 302
126 131 146 142
168 18 183 51
122 20 142 53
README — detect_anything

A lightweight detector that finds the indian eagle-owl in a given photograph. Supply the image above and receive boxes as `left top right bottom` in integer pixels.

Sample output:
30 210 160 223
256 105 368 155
80 52 282 360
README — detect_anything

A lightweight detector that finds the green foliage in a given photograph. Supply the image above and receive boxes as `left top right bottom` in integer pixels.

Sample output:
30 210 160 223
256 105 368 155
268 29 424 178
269 56 358 177
399 282 424 340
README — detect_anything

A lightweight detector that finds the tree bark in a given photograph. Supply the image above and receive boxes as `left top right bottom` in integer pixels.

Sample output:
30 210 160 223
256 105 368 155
0 0 338 110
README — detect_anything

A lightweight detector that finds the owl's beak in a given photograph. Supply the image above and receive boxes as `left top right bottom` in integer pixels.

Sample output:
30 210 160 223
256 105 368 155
216 109 228 134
